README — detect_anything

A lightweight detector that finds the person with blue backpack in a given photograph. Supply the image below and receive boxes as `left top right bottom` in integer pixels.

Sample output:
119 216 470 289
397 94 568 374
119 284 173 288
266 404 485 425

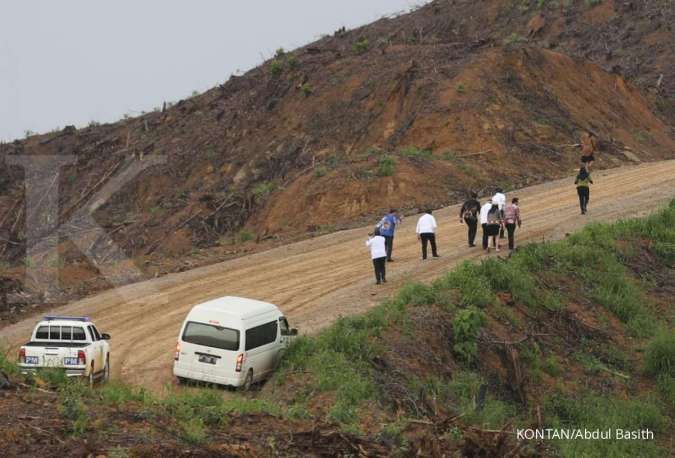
377 209 402 262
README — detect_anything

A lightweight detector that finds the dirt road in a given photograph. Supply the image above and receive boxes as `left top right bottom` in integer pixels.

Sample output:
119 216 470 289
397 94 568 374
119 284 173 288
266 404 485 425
2 161 674 391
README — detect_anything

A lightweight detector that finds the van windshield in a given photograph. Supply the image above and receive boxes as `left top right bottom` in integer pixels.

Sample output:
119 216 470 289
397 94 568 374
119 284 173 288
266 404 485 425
182 321 240 351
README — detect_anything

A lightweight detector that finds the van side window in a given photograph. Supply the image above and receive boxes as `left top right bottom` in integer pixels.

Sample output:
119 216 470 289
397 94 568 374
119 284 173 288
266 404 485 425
245 321 278 351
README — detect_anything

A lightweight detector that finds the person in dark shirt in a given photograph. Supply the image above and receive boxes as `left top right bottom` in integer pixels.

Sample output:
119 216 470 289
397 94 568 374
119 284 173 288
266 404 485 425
459 192 481 247
575 167 593 215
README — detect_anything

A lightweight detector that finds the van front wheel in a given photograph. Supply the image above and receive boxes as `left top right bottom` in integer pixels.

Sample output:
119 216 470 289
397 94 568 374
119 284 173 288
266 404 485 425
241 369 253 392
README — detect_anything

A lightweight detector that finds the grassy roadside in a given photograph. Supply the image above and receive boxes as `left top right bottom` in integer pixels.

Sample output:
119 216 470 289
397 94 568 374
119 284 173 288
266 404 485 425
1 200 674 456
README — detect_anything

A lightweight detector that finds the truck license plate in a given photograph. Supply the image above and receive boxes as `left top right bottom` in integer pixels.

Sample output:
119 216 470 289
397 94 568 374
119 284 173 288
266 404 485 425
64 357 79 366
25 356 39 365
198 355 217 365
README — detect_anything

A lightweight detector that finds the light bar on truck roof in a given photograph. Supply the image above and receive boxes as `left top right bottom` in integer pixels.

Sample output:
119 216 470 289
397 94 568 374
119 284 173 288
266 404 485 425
43 316 90 322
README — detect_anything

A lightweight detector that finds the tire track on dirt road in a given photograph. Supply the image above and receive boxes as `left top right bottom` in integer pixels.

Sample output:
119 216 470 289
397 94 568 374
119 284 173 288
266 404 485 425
1 160 674 391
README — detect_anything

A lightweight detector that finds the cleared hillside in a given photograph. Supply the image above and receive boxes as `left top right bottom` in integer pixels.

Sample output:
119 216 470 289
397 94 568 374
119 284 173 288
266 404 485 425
1 0 674 311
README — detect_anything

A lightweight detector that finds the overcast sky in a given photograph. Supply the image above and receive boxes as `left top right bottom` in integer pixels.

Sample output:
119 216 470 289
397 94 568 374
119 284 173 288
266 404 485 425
0 0 428 141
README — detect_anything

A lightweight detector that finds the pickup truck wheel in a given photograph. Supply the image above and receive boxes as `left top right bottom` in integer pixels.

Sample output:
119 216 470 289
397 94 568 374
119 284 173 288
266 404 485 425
103 357 110 383
241 369 253 392
88 367 95 387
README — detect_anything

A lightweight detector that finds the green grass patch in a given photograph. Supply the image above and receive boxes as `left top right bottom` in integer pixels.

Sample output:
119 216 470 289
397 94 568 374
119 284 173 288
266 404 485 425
238 229 255 243
645 331 675 378
546 393 669 457
377 154 396 177
399 146 433 160
252 181 276 200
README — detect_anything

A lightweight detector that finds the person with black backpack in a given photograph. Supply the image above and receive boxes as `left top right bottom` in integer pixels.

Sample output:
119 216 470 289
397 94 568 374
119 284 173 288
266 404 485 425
485 204 503 253
574 167 593 214
459 192 481 247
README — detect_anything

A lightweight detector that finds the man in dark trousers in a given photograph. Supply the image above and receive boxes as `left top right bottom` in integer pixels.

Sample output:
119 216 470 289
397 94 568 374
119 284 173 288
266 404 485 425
416 209 439 260
459 192 481 247
479 198 493 250
379 209 401 262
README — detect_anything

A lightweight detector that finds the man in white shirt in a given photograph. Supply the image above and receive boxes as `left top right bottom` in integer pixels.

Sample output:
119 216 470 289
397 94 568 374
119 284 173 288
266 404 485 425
416 209 439 260
492 188 506 239
366 229 387 284
480 198 493 251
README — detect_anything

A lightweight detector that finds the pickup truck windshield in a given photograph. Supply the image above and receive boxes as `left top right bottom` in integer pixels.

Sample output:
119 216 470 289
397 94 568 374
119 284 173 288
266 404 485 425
35 325 87 341
182 322 239 351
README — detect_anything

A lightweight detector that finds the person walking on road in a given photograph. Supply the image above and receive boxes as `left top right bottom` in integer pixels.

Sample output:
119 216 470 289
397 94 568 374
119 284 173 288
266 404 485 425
485 204 503 253
416 209 439 260
580 131 598 170
575 167 593 215
366 229 387 285
492 188 506 239
480 198 493 251
460 192 481 247
504 197 522 251
378 209 401 262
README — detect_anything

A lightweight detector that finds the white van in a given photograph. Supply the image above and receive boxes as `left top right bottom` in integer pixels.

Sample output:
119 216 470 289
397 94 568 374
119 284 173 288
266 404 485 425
173 296 297 389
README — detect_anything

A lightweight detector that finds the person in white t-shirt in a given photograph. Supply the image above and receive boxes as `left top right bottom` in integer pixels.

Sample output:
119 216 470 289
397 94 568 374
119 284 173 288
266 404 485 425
492 188 506 239
480 198 493 251
416 209 439 260
366 228 387 284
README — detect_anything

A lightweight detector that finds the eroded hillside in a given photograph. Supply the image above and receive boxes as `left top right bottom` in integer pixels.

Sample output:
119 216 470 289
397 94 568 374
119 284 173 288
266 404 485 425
1 0 673 309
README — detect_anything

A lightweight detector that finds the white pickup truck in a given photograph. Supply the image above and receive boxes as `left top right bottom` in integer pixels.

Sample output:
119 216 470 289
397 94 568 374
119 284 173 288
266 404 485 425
18 316 111 385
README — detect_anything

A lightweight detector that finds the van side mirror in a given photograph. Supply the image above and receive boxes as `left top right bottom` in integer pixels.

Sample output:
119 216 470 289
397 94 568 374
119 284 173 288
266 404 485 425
101 333 111 340
290 329 298 336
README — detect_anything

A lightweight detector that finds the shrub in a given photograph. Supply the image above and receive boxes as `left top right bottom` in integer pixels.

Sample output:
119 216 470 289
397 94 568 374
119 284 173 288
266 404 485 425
238 230 255 243
59 381 89 435
441 151 458 161
314 166 328 178
503 33 527 45
252 181 275 200
0 348 20 377
399 147 433 160
179 418 207 444
645 331 675 378
353 38 369 54
377 155 396 177
270 60 283 77
456 84 466 94
287 54 300 70
301 83 313 97
452 307 486 364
